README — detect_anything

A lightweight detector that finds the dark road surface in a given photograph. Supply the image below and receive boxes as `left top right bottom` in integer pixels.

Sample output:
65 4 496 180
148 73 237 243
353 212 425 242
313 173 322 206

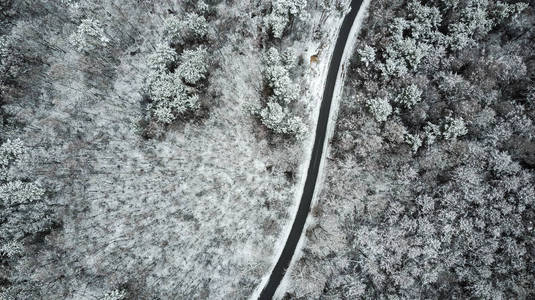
258 0 364 299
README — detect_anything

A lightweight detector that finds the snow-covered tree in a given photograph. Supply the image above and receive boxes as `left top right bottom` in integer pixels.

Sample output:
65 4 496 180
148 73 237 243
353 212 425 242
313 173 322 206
366 97 392 122
442 116 468 140
258 47 305 138
395 84 422 109
183 12 208 40
163 12 208 45
69 18 110 53
260 102 307 137
145 70 199 124
0 139 53 248
260 101 285 130
0 138 23 176
357 45 375 67
527 87 535 109
100 289 126 300
263 47 299 105
264 0 307 38
446 0 527 51
145 16 212 125
162 16 183 45
493 1 528 22
423 122 441 146
265 65 299 104
148 42 177 71
0 35 17 84
319 0 351 14
177 46 208 84
404 133 422 153
0 240 23 258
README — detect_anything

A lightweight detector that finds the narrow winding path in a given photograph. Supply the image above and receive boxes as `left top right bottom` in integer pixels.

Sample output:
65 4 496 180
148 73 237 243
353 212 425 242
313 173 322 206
258 0 364 298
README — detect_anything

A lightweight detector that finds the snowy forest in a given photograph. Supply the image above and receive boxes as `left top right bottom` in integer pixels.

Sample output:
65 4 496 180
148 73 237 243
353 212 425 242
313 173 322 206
1 0 534 299
287 0 535 299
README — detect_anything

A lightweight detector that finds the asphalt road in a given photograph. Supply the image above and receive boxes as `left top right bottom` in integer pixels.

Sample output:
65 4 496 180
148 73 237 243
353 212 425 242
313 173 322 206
258 0 365 298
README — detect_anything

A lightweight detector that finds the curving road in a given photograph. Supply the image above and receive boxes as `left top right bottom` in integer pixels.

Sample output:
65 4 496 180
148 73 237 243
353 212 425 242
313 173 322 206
258 0 365 299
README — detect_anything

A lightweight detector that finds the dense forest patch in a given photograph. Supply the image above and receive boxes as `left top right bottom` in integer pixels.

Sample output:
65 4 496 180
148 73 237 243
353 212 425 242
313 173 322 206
288 0 535 299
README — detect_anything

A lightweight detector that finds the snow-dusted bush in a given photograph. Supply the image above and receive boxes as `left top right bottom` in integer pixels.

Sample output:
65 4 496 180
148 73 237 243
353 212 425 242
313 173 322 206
264 0 307 38
366 97 392 122
69 18 110 53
